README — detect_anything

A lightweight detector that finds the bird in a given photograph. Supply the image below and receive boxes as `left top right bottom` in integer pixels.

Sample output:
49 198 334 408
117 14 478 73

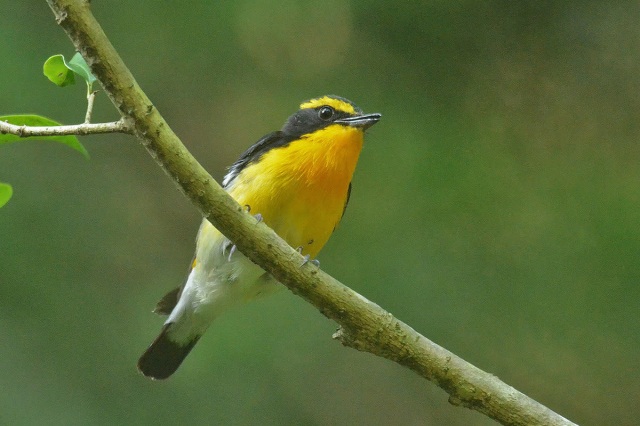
137 95 381 379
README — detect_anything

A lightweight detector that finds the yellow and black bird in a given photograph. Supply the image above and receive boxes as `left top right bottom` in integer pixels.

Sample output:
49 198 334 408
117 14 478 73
138 95 381 379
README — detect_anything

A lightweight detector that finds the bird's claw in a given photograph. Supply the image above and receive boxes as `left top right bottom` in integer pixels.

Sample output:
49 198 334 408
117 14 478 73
301 254 320 267
227 244 237 262
244 205 262 223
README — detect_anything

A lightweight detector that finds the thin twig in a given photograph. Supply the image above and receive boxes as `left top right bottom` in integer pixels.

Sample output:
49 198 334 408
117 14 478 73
85 90 97 123
0 118 132 137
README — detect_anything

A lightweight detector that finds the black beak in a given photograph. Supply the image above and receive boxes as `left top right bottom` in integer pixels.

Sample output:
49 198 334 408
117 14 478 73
335 113 382 130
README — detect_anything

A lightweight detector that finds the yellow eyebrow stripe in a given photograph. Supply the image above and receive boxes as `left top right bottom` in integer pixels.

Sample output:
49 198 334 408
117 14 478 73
300 96 356 115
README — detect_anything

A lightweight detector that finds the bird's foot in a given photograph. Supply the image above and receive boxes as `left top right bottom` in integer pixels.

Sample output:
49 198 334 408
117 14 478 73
301 254 320 268
244 205 262 223
227 244 237 262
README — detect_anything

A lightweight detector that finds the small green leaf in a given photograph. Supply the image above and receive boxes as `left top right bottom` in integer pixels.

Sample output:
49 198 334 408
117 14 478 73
68 52 97 86
42 53 97 91
0 182 12 208
0 115 89 159
43 54 76 87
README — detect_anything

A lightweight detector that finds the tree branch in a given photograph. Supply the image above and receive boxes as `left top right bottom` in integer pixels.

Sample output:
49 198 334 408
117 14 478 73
45 1 576 425
0 118 131 137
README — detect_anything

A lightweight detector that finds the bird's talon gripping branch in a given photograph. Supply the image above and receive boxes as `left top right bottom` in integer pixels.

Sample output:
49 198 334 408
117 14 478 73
221 240 232 256
244 205 262 223
301 254 320 268
227 244 237 262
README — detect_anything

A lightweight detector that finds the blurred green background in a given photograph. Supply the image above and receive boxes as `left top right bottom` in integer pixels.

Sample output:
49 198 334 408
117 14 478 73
2 2 639 425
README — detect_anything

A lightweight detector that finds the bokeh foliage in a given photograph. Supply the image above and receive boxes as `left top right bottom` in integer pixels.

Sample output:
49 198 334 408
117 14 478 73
1 2 639 425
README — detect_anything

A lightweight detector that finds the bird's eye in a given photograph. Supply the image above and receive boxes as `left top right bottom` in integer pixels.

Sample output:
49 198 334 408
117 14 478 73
318 106 334 121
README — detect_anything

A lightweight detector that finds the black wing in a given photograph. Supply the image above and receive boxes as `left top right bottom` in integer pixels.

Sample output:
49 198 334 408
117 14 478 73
332 182 353 233
342 182 352 218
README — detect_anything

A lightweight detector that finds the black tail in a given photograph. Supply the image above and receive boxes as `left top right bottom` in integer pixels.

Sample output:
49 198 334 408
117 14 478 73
137 324 200 380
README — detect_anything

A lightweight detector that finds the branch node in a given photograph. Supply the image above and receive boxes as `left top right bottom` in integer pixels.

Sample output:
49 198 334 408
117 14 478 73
55 10 68 24
333 326 368 352
448 395 463 407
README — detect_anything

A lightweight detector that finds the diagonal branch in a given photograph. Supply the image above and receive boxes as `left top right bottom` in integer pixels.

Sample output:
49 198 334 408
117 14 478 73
45 1 576 425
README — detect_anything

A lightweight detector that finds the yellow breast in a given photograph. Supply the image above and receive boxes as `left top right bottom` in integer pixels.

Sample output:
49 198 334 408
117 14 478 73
228 124 364 257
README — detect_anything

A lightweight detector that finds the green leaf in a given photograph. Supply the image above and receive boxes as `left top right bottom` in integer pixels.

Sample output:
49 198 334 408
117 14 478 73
0 182 12 208
0 115 89 159
43 54 76 87
67 52 97 86
42 53 97 91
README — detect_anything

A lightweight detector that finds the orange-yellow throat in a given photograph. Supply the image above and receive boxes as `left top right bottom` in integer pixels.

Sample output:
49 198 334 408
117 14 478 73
229 124 364 257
